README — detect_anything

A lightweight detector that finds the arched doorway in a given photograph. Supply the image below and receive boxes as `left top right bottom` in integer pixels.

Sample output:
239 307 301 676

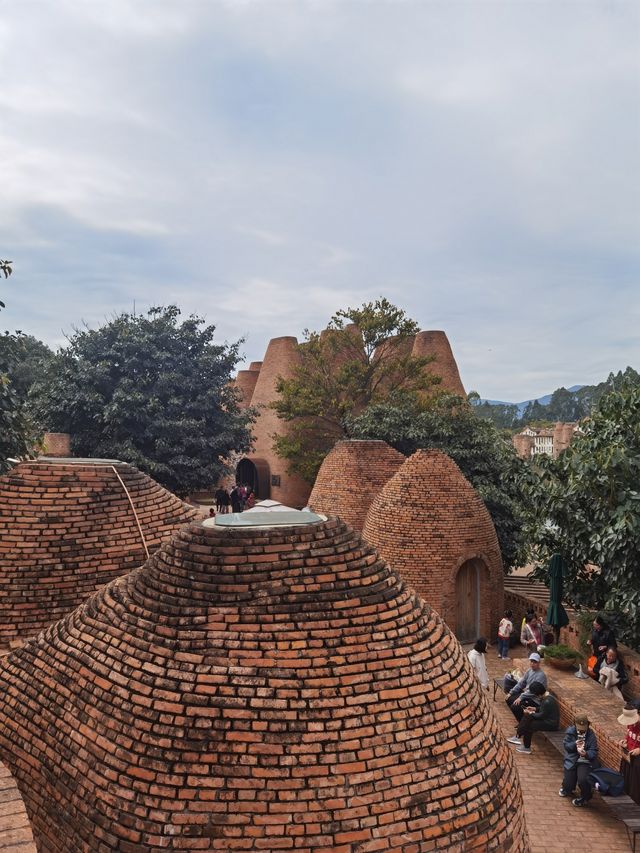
455 559 483 643
235 458 270 500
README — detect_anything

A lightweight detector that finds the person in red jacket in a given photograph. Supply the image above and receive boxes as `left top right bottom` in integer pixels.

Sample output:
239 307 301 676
618 704 640 803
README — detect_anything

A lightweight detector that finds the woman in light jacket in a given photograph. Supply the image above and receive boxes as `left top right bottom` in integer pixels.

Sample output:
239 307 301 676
468 638 489 690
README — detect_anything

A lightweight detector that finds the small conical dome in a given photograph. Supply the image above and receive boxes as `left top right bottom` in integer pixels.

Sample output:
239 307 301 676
0 516 527 851
0 458 199 646
363 449 503 642
308 440 404 531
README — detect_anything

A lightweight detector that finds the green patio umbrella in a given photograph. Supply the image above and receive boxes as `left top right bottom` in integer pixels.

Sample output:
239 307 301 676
545 553 570 644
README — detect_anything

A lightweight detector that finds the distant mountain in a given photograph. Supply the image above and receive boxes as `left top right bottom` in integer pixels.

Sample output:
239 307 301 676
482 385 585 416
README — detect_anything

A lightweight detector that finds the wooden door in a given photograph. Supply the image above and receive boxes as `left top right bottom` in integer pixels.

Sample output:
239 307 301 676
455 560 479 643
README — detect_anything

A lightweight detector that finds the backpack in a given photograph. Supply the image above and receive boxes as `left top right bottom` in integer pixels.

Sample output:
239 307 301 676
588 768 625 796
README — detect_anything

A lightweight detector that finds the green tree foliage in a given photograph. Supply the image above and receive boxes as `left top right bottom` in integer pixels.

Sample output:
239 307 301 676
30 306 254 495
468 393 520 429
525 381 640 648
0 333 36 473
272 299 438 482
349 395 529 571
6 335 54 404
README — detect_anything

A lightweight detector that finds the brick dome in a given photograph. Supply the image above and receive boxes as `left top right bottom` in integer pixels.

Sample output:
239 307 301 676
363 449 503 642
308 440 404 532
0 516 527 851
0 458 199 646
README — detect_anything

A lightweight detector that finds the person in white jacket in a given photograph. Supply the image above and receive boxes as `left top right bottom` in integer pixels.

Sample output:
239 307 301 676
468 638 489 690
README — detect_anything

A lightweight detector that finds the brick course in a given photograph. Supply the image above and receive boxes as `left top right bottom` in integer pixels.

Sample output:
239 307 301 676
363 449 504 641
308 440 405 532
0 459 199 647
0 516 528 851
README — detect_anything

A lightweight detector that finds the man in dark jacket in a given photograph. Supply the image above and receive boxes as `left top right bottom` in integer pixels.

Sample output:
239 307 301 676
589 615 616 655
507 682 559 754
559 713 599 807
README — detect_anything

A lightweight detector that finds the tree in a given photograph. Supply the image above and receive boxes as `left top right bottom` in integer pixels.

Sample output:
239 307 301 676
272 299 438 482
349 394 529 570
30 306 254 495
525 381 640 648
6 335 54 403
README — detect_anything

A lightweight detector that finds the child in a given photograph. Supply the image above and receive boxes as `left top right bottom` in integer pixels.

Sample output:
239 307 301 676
497 609 513 660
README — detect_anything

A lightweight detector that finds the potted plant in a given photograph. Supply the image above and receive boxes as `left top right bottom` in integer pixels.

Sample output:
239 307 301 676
543 644 581 671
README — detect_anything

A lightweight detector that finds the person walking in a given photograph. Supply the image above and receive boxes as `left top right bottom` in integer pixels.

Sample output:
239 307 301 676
559 713 598 807
497 610 513 660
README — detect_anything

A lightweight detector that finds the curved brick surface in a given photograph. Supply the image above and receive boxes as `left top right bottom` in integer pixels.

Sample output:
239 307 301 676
363 449 503 639
234 368 261 409
246 336 311 508
0 459 199 646
412 330 466 397
0 517 528 852
308 440 404 532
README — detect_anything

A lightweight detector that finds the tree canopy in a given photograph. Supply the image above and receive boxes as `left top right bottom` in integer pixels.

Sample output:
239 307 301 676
349 395 529 571
525 381 640 647
30 306 254 495
272 298 438 482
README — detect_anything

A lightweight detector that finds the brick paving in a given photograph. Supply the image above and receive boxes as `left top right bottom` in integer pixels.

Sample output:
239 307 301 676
0 764 35 851
485 651 630 852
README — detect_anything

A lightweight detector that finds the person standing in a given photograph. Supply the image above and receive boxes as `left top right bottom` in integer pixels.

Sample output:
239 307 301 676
467 638 489 690
497 610 513 660
618 704 640 803
520 615 543 654
559 713 598 807
508 681 559 754
589 615 616 655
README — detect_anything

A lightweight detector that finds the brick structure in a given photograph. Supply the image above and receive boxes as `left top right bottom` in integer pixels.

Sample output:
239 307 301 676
308 439 404 532
513 422 581 460
411 330 466 398
363 449 504 643
233 328 466 511
0 458 199 647
41 432 71 457
0 514 528 851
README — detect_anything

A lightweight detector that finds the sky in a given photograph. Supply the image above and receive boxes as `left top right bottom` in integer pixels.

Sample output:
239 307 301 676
1 0 638 402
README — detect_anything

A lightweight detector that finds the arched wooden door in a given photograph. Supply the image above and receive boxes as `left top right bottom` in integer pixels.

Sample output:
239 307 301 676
455 559 481 643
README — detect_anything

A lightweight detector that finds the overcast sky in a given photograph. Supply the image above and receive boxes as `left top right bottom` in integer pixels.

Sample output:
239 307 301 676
1 0 638 401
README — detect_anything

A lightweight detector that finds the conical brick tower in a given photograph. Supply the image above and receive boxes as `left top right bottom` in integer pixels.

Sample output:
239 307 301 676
0 514 528 851
0 458 199 646
412 330 466 397
363 449 503 642
308 439 404 531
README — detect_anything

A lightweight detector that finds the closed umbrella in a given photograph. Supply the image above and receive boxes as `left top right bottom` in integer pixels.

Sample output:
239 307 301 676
545 553 570 644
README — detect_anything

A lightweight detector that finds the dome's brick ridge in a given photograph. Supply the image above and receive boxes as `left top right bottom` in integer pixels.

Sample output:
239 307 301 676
308 440 405 532
0 518 527 851
0 460 199 646
363 449 504 640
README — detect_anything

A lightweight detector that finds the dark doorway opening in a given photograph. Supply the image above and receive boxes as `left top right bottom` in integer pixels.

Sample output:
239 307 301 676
236 458 270 500
455 558 483 644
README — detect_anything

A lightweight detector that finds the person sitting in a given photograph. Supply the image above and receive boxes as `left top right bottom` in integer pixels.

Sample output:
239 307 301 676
507 682 559 754
588 614 616 656
559 713 598 807
467 638 489 690
506 653 547 721
520 615 544 654
618 704 640 804
594 646 627 700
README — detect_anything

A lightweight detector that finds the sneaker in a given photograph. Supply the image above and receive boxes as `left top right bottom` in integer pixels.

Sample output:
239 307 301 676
507 736 522 745
572 797 587 807
558 789 570 797
516 746 531 754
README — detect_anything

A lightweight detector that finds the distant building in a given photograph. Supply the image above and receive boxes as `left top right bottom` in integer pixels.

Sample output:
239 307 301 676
513 422 582 459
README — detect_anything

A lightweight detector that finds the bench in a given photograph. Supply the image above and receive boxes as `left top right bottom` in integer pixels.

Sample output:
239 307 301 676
493 675 508 701
541 730 640 852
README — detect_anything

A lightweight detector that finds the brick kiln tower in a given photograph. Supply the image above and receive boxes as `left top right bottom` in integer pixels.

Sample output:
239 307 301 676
412 330 466 397
308 439 404 532
363 449 504 643
0 514 528 851
0 458 199 647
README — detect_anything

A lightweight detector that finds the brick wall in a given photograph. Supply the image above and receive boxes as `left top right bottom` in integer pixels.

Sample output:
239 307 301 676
41 432 71 457
308 439 404 531
0 459 199 646
363 449 504 641
0 517 528 851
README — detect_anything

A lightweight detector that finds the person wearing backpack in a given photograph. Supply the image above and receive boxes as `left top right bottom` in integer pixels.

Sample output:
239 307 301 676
618 704 640 803
559 713 599 807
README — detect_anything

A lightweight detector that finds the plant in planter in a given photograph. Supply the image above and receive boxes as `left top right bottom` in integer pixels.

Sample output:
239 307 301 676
543 643 581 670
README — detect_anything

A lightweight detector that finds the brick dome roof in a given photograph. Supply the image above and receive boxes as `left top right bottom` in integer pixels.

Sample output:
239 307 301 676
0 516 527 851
362 449 503 638
0 458 199 646
308 440 405 532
